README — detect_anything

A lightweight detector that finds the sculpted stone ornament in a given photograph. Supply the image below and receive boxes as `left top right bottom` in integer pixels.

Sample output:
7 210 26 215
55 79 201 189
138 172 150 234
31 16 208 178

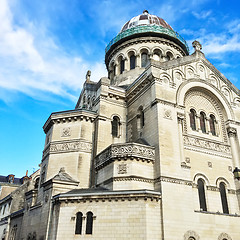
192 40 202 52
86 70 91 83
227 127 237 137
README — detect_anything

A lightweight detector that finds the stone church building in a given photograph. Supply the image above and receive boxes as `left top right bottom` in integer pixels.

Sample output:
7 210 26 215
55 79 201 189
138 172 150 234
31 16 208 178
2 10 240 240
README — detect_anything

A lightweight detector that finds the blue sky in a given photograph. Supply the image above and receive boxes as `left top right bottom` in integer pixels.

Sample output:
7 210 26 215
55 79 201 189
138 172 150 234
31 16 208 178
1 0 240 177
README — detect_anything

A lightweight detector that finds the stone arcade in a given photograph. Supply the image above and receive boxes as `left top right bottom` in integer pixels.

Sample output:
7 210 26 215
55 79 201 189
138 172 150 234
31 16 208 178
2 10 240 240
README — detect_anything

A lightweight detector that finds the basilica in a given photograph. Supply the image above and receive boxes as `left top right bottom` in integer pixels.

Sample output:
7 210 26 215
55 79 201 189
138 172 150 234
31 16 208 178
1 10 240 240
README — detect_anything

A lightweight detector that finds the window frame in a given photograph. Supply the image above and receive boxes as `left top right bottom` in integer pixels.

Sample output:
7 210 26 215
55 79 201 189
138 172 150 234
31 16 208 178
197 178 207 211
86 211 93 235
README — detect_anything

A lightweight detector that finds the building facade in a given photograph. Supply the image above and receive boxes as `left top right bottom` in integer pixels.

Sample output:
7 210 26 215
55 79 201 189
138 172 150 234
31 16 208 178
4 10 240 240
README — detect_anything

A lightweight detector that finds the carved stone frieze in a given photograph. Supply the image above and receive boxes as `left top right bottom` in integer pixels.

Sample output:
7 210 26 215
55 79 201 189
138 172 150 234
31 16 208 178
42 140 92 158
95 143 155 170
183 135 231 156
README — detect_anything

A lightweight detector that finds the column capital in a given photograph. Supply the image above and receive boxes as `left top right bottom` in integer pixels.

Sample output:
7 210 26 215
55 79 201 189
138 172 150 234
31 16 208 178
177 113 185 123
227 127 237 137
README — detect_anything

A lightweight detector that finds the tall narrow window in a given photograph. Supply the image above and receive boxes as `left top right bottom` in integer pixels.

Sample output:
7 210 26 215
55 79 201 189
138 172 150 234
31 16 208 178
141 53 148 67
209 114 216 136
86 211 93 234
112 116 120 137
197 179 207 211
75 212 83 234
34 177 40 189
220 182 229 214
130 55 136 69
120 59 125 74
189 109 196 130
113 65 116 76
138 107 144 128
200 112 206 133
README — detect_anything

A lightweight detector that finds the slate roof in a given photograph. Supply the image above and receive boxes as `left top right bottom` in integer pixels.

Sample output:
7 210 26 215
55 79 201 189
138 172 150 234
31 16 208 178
0 175 23 185
53 168 79 183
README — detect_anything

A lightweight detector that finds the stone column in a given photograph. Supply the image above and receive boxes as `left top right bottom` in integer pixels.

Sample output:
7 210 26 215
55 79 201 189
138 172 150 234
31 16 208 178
196 115 200 131
177 113 185 164
227 127 240 168
136 54 140 68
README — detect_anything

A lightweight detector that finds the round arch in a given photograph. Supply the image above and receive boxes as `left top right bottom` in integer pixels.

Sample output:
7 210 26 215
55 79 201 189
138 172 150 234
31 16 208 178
176 79 234 121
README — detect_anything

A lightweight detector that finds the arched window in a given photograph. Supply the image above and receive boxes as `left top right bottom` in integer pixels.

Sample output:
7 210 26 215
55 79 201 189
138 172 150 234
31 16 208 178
112 116 120 137
138 106 144 128
113 65 116 76
209 114 216 136
75 212 83 234
86 211 93 234
130 55 136 69
189 109 196 130
200 111 206 133
34 177 39 189
197 179 207 211
220 182 229 214
166 51 173 61
141 53 148 67
153 50 161 61
120 58 125 74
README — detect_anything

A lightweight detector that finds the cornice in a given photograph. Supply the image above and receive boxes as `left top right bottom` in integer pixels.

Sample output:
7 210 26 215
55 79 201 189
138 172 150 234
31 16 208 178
43 109 97 133
99 176 154 186
53 189 161 203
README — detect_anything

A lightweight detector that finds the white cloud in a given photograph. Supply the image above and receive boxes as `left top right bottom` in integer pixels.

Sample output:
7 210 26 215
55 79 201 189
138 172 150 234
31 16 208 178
192 10 212 19
0 0 107 103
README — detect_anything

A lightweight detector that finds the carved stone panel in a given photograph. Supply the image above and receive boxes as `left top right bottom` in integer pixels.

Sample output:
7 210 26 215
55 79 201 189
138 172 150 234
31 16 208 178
42 140 92 158
183 135 231 157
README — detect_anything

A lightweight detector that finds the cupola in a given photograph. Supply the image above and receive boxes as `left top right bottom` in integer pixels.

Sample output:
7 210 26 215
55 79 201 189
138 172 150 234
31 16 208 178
105 11 189 86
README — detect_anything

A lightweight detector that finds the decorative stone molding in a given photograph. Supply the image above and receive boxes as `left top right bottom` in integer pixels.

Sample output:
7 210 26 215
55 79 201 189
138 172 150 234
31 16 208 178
227 127 237 137
163 109 172 120
43 110 96 133
184 230 200 240
207 186 219 192
42 140 92 159
54 190 161 204
177 112 185 123
192 40 202 52
95 143 155 170
183 135 231 157
227 189 236 194
181 157 191 169
236 189 240 195
218 232 232 240
112 176 154 183
208 161 212 168
181 162 191 169
118 163 127 174
156 176 192 186
61 127 71 137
